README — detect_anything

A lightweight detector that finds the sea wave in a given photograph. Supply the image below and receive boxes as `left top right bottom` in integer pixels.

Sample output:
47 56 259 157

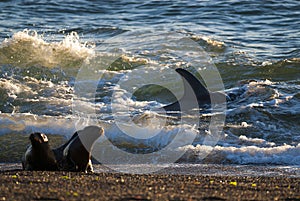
178 142 300 165
0 29 299 166
0 30 95 69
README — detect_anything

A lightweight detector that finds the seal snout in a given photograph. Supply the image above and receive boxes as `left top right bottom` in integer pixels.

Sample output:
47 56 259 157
98 127 104 135
81 125 104 136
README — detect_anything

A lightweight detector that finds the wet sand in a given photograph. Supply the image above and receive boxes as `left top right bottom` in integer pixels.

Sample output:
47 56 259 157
0 164 299 201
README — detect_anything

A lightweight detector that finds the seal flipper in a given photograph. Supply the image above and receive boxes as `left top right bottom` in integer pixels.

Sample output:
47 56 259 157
163 68 211 111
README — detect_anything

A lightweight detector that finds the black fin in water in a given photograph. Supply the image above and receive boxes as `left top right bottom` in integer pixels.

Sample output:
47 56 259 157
175 68 210 101
163 68 211 111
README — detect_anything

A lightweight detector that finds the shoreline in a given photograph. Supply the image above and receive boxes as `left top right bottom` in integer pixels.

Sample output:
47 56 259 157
0 164 299 200
2 163 300 177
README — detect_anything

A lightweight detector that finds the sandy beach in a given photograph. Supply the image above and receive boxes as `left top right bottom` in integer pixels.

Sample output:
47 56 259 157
0 164 299 201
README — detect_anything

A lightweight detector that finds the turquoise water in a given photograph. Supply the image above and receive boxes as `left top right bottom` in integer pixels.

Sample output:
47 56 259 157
0 0 299 167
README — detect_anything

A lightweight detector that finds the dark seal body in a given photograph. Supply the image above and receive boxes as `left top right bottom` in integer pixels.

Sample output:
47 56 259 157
60 126 104 172
52 130 79 169
22 133 58 171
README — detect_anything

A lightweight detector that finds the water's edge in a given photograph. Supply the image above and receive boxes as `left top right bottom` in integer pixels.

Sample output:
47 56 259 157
1 163 299 178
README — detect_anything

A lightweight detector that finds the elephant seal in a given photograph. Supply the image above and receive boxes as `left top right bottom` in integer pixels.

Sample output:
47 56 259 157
60 126 104 173
163 68 226 111
22 133 58 171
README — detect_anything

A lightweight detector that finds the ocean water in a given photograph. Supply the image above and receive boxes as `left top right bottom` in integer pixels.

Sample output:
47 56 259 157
0 0 299 172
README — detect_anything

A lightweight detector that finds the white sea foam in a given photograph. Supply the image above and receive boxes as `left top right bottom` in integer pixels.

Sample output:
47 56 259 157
0 113 76 136
0 30 95 69
238 135 276 146
178 143 300 165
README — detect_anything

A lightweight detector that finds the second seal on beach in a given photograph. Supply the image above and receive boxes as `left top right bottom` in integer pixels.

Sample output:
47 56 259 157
59 126 104 173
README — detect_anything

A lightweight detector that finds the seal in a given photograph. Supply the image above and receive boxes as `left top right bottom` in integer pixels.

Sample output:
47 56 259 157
60 126 104 172
22 132 58 171
52 130 79 168
163 68 227 111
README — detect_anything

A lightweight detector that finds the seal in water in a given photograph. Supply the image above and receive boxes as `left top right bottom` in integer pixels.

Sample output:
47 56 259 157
22 133 58 171
163 68 226 111
60 126 104 172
